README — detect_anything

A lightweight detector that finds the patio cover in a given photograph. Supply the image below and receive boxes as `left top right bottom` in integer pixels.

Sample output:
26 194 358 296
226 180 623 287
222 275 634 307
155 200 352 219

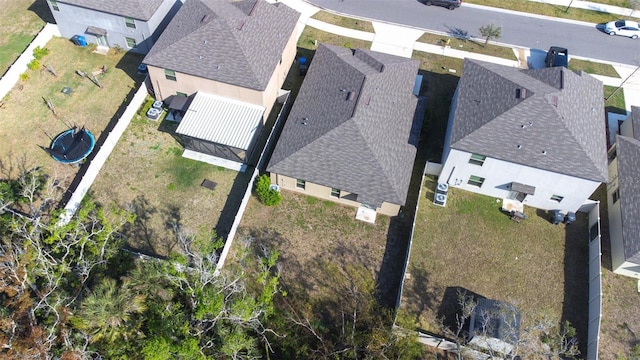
510 182 536 195
86 26 107 36
169 95 188 111
176 92 264 150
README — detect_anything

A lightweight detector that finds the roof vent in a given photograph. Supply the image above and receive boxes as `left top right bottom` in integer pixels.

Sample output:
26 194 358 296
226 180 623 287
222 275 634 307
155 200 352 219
301 117 308 125
201 14 209 23
347 92 355 101
551 95 558 107
516 88 527 99
542 150 547 155
517 144 522 149
236 21 245 31
364 96 371 105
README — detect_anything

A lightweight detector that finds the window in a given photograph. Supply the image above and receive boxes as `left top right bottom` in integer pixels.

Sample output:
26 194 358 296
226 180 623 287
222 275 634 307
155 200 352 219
467 175 485 187
331 188 340 198
125 17 136 29
469 153 486 166
164 69 176 81
296 179 306 190
613 188 620 204
550 194 564 203
124 37 136 48
50 0 59 11
176 91 187 97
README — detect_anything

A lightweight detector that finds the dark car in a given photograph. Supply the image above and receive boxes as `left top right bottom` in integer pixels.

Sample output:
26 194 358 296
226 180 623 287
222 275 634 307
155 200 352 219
545 46 568 68
424 0 461 10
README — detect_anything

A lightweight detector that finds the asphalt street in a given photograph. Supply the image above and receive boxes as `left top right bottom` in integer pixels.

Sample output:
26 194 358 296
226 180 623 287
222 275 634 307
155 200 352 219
309 0 640 65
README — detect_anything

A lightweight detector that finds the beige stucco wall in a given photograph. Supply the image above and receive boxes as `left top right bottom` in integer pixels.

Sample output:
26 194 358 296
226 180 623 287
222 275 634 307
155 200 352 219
270 173 401 216
147 23 298 121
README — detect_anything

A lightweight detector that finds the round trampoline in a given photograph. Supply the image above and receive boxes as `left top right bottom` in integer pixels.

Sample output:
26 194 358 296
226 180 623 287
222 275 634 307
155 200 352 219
49 127 96 164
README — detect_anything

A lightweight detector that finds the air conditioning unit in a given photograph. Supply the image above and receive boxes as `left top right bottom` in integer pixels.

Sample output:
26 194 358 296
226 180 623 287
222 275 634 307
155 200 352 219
436 182 449 194
433 193 447 207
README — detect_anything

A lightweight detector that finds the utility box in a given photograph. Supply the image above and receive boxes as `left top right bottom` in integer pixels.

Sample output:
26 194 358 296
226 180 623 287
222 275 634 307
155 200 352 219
551 210 564 225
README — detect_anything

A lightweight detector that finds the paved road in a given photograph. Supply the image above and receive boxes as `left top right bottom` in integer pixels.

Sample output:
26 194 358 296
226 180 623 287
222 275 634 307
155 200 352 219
309 0 640 65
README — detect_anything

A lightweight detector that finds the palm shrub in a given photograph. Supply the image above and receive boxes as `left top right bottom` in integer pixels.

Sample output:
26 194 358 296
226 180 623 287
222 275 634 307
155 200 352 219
255 174 281 206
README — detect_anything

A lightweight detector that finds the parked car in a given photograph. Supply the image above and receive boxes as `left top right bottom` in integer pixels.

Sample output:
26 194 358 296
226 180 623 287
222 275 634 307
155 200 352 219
604 20 640 39
545 46 568 68
424 0 461 10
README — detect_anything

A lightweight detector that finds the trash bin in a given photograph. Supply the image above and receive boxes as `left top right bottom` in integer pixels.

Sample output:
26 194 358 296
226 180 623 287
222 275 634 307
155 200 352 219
299 56 308 76
551 210 563 225
564 212 576 224
71 35 87 47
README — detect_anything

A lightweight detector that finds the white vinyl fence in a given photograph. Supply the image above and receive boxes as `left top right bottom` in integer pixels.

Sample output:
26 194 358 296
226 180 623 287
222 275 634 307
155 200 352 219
585 201 603 360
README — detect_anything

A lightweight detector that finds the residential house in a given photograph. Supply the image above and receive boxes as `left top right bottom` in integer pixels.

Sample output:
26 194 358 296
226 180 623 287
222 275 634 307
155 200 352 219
142 0 299 170
46 0 180 54
143 0 299 117
439 59 607 213
607 106 640 279
468 298 521 356
267 44 423 219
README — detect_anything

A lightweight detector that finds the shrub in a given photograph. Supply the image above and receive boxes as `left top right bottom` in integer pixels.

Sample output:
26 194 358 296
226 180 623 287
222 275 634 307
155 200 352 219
19 73 29 81
255 174 281 206
27 59 40 71
32 46 49 60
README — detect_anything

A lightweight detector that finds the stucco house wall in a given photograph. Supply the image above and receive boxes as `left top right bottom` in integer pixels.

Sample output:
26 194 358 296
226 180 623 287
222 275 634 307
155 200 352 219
47 0 178 54
440 148 601 213
147 24 297 120
270 173 401 216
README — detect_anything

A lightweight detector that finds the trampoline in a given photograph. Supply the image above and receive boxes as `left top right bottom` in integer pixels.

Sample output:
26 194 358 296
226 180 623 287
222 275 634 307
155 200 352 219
49 127 95 164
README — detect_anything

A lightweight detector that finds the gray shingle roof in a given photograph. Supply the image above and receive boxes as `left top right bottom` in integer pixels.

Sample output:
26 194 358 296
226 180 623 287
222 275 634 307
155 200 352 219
59 0 164 20
267 44 421 207
630 106 640 139
616 135 640 264
143 0 299 91
450 59 608 182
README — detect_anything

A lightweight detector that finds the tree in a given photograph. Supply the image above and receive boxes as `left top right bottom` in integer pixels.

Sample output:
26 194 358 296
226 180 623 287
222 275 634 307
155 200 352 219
72 277 147 343
479 23 502 46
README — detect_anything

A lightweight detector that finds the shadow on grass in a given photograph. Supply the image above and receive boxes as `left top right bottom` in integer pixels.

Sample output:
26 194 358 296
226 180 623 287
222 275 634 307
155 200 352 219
436 286 485 335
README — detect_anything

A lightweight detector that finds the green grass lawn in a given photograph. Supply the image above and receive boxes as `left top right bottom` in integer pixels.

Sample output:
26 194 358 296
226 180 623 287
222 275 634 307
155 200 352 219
569 58 620 77
310 11 375 32
0 0 48 77
401 178 589 351
605 85 627 114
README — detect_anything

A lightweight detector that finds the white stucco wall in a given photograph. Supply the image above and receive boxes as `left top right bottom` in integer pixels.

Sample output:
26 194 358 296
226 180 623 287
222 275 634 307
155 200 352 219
440 149 600 213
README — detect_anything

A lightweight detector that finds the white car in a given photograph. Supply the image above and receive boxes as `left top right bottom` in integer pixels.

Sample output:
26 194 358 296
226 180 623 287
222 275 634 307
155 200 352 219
604 20 640 39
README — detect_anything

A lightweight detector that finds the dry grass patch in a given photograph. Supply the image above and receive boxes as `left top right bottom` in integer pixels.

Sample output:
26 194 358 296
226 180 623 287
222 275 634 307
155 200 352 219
0 37 143 189
401 177 589 350
90 109 240 258
417 32 517 61
234 192 390 297
310 11 375 33
297 26 372 51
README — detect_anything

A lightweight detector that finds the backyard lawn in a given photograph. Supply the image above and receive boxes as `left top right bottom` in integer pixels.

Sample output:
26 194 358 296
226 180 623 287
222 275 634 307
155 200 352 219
0 37 143 191
401 176 589 354
0 0 49 76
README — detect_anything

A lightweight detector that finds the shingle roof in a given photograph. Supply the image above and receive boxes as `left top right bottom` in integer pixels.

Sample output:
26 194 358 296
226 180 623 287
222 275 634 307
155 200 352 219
143 0 299 91
59 0 164 20
630 106 640 139
267 44 421 207
616 135 640 263
450 59 607 182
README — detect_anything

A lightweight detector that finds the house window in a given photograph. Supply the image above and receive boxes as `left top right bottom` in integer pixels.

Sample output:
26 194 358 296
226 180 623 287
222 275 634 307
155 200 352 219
164 69 176 81
331 188 340 198
124 37 136 48
296 179 306 190
613 188 620 204
469 153 486 166
125 17 136 29
176 91 187 97
467 175 485 187
550 194 564 203
50 0 59 11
